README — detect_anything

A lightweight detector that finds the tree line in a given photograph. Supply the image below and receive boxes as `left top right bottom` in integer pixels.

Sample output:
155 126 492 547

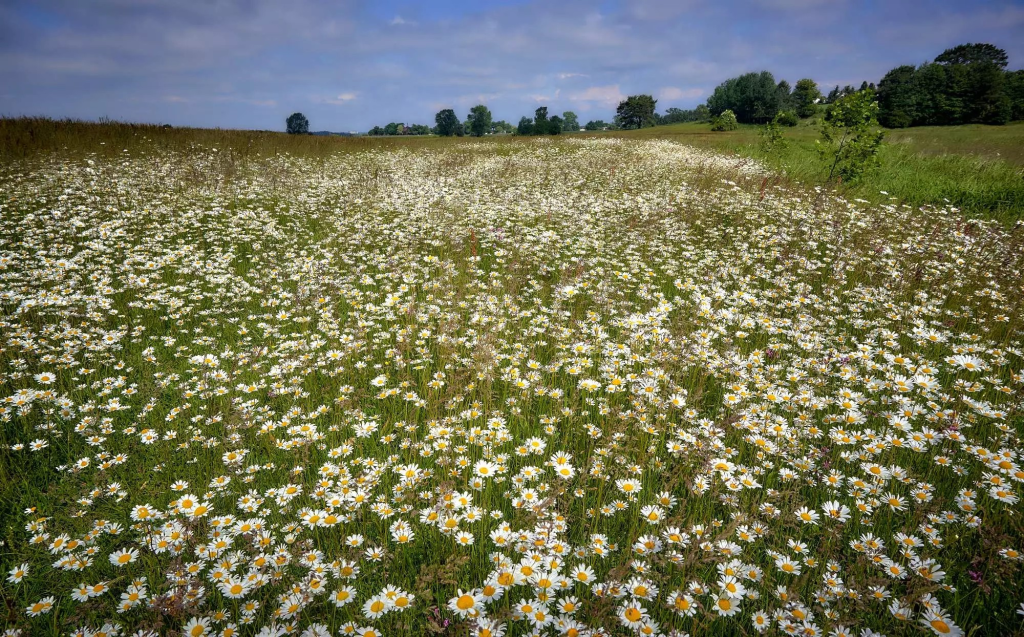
286 42 1020 136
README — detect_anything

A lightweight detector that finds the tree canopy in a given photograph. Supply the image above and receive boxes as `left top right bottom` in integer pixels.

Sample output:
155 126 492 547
877 43 1016 127
434 109 462 137
467 105 492 137
707 72 782 124
286 112 309 135
615 95 657 130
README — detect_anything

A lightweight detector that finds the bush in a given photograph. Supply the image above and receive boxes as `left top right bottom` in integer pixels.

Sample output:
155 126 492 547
817 90 886 184
776 110 799 127
710 110 738 131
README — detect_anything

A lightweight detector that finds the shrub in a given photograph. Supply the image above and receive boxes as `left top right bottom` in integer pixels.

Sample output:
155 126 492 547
817 90 886 184
775 110 799 127
710 110 738 131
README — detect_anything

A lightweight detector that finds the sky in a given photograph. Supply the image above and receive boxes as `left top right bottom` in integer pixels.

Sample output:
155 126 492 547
2 0 1023 132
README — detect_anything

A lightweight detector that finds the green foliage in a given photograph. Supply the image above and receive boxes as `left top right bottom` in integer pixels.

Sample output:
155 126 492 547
710 109 738 131
878 43 1019 128
759 114 788 157
584 120 609 131
615 94 658 130
285 112 309 135
775 110 799 127
467 105 492 137
561 111 579 132
707 72 781 123
517 116 534 135
656 107 708 125
534 107 550 135
817 89 886 184
792 79 821 118
548 115 563 135
1007 71 1024 121
491 120 515 135
434 109 462 137
935 42 1009 68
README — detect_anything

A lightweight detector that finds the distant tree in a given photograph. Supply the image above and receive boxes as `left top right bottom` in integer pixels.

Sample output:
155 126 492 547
935 43 1008 69
792 79 822 118
383 122 401 135
517 116 534 135
776 80 793 111
707 72 781 123
818 89 886 183
408 124 432 135
367 126 385 136
435 109 461 137
616 94 658 130
876 65 919 128
286 112 309 134
584 120 608 130
710 109 738 131
1006 70 1024 121
561 111 579 132
548 115 563 135
534 107 550 135
467 105 493 137
876 43 1015 128
694 104 711 122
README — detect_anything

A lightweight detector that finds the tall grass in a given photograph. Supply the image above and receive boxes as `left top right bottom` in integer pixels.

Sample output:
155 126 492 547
607 120 1024 223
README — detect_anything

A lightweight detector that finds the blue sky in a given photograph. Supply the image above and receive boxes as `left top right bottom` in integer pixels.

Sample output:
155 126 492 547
2 0 1023 132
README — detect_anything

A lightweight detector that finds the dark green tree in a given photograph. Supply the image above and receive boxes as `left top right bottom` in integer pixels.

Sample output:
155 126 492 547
792 79 822 119
877 66 919 128
467 105 493 137
548 115 563 135
434 109 461 137
707 72 781 123
561 111 579 132
584 120 608 130
776 80 793 111
935 43 1008 68
534 107 550 135
1006 70 1024 121
615 94 658 130
286 112 309 134
517 117 534 135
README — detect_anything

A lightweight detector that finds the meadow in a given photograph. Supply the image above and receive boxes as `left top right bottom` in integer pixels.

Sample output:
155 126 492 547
1 120 1024 637
607 120 1024 224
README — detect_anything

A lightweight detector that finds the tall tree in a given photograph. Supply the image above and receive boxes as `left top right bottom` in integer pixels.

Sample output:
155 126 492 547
467 105 493 137
776 80 793 111
534 107 550 135
1006 70 1024 121
616 94 658 130
286 112 309 134
561 111 579 132
517 117 534 135
876 65 919 128
792 79 821 119
548 115 563 135
707 72 781 123
935 43 1008 69
434 109 461 137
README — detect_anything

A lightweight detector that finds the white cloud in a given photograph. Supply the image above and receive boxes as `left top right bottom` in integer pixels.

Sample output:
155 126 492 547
657 86 704 101
568 85 626 107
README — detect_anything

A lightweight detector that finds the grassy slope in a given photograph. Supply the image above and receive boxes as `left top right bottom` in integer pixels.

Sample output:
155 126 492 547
602 120 1024 223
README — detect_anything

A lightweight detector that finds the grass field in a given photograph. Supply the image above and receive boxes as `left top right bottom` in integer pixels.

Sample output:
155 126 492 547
604 120 1024 223
1 119 1024 637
